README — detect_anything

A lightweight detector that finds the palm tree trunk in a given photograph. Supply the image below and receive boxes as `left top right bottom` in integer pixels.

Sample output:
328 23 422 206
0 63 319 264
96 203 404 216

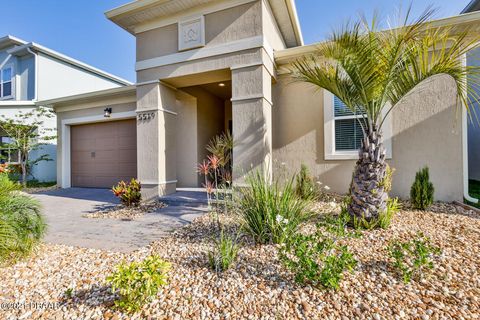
348 129 388 221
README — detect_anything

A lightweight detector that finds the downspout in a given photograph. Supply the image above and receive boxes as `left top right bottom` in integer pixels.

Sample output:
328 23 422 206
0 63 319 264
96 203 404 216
463 105 478 203
26 47 38 101
462 53 479 204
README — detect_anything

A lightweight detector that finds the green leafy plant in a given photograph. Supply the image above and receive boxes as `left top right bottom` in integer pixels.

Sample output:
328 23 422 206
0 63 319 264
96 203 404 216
293 8 480 223
410 167 434 210
317 210 362 239
388 234 441 283
279 227 357 290
112 179 142 207
106 255 171 313
0 107 56 186
208 230 240 272
0 172 46 264
239 170 312 244
295 164 320 200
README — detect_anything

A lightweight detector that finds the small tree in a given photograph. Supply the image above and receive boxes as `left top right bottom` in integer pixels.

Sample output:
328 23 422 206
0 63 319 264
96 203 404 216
410 167 434 210
0 107 56 186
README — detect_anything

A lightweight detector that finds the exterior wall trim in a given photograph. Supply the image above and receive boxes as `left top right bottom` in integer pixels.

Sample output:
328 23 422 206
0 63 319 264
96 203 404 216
135 35 264 71
132 0 257 34
136 108 178 115
323 90 392 160
60 111 136 188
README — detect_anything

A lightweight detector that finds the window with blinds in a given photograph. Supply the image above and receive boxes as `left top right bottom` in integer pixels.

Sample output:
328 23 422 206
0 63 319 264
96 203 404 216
333 96 365 151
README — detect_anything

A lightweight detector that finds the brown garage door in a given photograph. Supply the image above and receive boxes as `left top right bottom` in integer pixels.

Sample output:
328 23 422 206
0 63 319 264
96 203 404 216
71 119 137 188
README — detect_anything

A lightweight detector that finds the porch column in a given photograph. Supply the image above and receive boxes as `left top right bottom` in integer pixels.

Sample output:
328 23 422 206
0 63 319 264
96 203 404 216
231 64 273 183
136 82 177 199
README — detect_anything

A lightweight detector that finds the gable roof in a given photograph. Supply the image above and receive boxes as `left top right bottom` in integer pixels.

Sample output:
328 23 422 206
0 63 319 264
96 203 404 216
0 35 132 86
462 0 480 13
105 0 303 47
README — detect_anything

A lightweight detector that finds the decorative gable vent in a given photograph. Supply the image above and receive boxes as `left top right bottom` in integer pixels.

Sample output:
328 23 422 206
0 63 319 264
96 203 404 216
178 16 205 51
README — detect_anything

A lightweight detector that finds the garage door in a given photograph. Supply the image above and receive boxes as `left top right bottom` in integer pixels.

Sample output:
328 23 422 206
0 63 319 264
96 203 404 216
71 119 137 188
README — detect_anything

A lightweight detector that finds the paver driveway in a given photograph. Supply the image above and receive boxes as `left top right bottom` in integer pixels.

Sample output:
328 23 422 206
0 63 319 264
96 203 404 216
32 188 207 252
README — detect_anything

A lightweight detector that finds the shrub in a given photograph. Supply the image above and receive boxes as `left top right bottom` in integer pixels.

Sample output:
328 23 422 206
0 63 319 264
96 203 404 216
388 234 441 283
112 179 142 207
239 170 312 244
208 230 239 272
279 227 357 290
380 164 395 193
107 255 171 313
410 167 434 210
0 173 46 264
295 164 319 200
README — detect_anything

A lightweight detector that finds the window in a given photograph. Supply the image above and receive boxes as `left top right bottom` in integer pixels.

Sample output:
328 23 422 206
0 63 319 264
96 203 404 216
0 136 19 164
0 66 13 99
333 96 365 151
323 90 392 160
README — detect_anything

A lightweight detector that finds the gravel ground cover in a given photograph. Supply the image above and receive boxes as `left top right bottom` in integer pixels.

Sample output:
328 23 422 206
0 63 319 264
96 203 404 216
0 201 479 320
83 201 167 220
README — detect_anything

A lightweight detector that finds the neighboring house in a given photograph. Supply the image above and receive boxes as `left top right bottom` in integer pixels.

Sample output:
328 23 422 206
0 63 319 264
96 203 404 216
41 0 478 203
462 1 480 182
0 35 131 182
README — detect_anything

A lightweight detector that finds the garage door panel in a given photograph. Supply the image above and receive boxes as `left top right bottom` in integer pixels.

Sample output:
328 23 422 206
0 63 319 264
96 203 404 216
118 136 136 148
95 137 118 150
71 119 137 188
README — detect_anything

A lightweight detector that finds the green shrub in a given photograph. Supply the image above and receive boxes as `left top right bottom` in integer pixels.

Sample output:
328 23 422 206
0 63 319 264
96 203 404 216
295 164 319 200
208 230 239 272
279 227 357 289
239 170 312 244
388 234 441 283
0 173 46 264
112 179 142 207
410 167 434 210
107 255 171 313
379 164 395 193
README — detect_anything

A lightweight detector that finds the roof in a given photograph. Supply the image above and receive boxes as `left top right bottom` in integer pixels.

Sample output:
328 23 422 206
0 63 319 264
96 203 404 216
275 10 480 65
462 0 480 13
0 35 132 86
105 0 303 47
37 85 137 107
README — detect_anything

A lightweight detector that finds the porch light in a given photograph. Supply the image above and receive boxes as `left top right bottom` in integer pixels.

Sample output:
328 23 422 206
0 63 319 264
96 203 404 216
218 83 225 87
104 107 112 118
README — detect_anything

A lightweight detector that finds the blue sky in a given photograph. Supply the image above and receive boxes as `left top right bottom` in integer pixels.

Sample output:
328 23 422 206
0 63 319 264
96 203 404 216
0 0 470 83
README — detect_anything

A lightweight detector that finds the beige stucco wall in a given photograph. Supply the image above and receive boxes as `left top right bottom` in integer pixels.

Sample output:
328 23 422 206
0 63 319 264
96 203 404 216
136 1 262 62
175 91 199 187
272 74 463 202
182 86 226 186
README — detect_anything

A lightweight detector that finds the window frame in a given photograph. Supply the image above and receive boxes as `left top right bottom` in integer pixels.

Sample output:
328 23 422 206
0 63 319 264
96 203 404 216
324 90 392 160
0 136 20 165
0 64 15 100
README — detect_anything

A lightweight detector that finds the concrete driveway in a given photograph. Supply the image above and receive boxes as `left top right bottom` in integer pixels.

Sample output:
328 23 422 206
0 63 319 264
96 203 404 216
32 188 207 252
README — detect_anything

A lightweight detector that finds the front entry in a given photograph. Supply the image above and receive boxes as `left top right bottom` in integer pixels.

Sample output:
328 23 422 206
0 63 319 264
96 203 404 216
70 119 137 188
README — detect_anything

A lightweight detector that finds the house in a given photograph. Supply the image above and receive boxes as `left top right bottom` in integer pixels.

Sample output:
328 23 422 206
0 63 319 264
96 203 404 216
41 0 479 203
0 35 131 182
462 1 480 183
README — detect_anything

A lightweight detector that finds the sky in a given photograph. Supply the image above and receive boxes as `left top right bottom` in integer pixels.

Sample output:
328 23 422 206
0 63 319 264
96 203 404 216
0 0 471 83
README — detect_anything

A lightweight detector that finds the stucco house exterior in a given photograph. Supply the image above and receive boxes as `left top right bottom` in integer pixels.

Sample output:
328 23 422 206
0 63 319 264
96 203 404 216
462 1 480 182
41 0 479 203
0 35 131 181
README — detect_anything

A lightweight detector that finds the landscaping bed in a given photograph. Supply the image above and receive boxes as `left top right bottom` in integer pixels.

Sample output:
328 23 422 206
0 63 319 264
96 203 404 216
1 201 479 320
83 200 167 220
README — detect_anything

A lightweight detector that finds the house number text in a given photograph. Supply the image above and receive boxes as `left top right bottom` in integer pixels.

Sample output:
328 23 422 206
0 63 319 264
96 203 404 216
137 112 156 121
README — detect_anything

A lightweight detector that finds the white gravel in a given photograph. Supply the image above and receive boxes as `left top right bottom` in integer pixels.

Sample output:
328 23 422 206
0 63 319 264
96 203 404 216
0 201 479 319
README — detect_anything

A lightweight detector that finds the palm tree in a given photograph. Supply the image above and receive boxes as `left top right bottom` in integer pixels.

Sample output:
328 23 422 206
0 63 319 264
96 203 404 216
293 9 480 222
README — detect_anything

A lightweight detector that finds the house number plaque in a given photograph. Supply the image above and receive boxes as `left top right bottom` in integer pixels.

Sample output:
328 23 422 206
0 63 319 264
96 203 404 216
137 112 156 121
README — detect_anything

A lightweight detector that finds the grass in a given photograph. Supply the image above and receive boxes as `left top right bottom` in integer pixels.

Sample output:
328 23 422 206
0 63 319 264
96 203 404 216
25 180 56 188
466 179 480 209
